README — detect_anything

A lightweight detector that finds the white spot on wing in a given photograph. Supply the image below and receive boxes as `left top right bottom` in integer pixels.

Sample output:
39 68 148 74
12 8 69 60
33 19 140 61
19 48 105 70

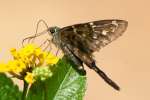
92 34 98 39
102 30 108 35
72 26 77 33
89 22 94 25
89 22 96 28
112 20 118 26
111 20 118 32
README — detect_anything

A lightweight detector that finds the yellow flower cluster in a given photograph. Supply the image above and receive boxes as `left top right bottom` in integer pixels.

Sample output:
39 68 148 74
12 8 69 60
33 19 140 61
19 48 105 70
24 72 35 84
0 44 59 84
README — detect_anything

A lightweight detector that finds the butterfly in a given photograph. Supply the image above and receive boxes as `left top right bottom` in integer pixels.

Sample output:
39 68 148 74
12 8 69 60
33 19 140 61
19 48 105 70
39 19 128 91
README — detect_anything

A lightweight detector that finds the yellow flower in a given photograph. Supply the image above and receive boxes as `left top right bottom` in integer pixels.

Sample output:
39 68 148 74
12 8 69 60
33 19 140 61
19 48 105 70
0 63 10 72
10 48 17 54
45 53 59 65
10 48 20 59
36 53 45 66
19 44 36 57
7 60 26 73
20 55 31 65
0 43 60 82
34 48 43 57
24 72 35 84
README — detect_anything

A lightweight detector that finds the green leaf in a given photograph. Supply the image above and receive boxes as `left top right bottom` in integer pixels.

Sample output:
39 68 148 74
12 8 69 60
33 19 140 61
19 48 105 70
27 57 87 100
0 73 22 100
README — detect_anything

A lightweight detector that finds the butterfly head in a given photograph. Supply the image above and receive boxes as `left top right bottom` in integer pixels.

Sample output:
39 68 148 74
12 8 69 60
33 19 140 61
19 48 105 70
48 26 61 47
48 26 60 36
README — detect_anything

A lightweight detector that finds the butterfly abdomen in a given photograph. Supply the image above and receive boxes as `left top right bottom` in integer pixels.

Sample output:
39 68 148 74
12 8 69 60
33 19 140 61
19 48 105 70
91 61 120 90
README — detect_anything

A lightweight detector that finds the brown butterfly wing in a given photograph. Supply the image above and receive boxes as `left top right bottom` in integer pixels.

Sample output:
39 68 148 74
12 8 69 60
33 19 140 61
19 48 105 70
59 20 128 55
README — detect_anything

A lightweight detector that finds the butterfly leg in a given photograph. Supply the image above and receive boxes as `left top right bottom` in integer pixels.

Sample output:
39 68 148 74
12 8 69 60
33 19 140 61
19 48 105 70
62 46 86 75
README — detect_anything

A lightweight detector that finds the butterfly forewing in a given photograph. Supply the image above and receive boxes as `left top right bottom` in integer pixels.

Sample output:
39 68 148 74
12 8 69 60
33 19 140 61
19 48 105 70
59 20 128 54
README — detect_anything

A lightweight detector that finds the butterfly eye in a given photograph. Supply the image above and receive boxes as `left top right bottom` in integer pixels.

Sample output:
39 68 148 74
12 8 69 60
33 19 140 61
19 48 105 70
49 26 60 35
49 27 56 34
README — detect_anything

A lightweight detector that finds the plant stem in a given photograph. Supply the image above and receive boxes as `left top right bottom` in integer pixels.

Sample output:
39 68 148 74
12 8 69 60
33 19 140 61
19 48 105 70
22 80 28 100
44 82 48 100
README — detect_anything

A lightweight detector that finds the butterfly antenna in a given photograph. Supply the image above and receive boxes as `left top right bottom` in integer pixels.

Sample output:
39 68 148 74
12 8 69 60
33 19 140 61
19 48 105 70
31 19 49 43
35 19 49 34
91 62 120 91
22 19 52 48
